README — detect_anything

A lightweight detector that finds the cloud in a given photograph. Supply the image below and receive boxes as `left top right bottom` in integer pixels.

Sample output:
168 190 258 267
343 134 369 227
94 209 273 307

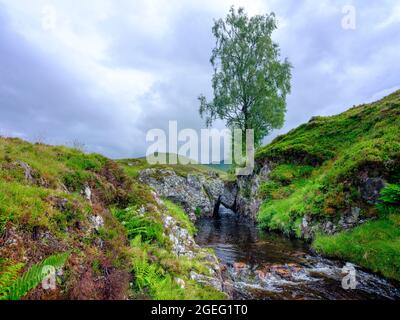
0 0 399 158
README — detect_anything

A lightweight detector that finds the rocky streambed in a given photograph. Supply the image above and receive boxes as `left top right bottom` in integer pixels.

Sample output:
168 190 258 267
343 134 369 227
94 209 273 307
138 167 400 300
195 206 400 300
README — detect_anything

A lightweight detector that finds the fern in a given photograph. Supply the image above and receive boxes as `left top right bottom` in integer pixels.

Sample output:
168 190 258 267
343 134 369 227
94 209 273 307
132 253 162 291
379 184 400 205
0 252 69 300
377 184 400 215
0 261 25 299
112 207 164 243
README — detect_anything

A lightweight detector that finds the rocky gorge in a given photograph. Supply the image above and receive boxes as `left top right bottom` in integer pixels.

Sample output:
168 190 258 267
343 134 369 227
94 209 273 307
136 90 400 296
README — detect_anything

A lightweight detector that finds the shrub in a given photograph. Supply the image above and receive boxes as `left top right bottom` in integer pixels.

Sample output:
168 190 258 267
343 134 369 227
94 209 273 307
379 184 400 206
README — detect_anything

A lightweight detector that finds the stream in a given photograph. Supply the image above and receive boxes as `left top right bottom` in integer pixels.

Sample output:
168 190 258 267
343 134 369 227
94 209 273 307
195 206 400 300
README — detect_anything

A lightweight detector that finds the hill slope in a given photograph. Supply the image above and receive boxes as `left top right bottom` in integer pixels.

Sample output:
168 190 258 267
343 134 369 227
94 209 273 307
0 138 224 300
244 90 400 280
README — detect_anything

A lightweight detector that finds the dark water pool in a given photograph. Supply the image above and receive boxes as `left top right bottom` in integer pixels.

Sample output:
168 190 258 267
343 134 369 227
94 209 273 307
195 207 400 300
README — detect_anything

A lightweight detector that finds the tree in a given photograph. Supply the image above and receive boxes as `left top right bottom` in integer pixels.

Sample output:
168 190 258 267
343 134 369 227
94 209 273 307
199 7 292 148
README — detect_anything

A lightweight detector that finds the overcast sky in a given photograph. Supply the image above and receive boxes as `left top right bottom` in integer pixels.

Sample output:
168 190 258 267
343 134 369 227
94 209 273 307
0 0 399 159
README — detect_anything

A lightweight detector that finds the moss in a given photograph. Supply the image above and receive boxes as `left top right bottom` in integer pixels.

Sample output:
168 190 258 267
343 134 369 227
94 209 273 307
195 207 202 217
163 200 197 236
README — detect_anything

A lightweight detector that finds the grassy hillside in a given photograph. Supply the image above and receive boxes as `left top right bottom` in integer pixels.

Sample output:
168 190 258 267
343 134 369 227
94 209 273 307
118 154 233 181
255 90 400 280
0 137 224 300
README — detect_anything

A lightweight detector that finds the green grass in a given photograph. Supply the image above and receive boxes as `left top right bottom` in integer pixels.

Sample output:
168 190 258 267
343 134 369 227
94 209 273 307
313 214 400 281
256 90 400 167
128 234 225 300
118 154 233 181
0 137 106 189
313 183 400 280
111 207 164 244
109 194 223 299
254 90 400 280
257 90 400 233
163 200 196 236
0 180 90 235
0 137 224 300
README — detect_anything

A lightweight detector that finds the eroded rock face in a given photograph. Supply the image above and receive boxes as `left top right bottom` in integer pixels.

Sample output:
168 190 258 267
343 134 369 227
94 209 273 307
139 168 237 217
300 207 368 240
236 161 271 219
360 177 386 204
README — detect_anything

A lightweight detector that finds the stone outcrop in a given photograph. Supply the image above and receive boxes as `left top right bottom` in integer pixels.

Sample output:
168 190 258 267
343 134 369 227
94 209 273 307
139 168 237 217
235 158 388 240
235 161 271 219
150 190 227 295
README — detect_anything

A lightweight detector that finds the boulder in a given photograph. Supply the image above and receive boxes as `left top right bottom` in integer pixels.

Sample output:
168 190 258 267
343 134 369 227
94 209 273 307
139 168 237 216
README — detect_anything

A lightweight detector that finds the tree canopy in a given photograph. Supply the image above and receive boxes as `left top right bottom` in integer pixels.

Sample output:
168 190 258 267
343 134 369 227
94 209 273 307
199 7 292 147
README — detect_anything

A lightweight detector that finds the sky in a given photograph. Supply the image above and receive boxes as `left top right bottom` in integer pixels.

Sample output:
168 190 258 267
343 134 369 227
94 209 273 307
0 0 399 159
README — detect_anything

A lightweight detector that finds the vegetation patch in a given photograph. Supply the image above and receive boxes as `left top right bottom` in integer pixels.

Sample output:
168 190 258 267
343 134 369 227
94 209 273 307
257 91 400 234
0 137 223 300
255 91 400 280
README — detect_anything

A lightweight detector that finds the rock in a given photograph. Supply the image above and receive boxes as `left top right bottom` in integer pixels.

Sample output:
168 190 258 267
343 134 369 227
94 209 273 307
84 185 92 203
188 212 197 223
270 265 291 278
138 206 146 216
360 177 385 204
162 214 198 257
233 262 248 272
323 221 336 235
236 161 271 218
190 271 223 292
139 168 237 217
47 196 69 212
301 215 313 239
287 263 303 273
175 278 186 289
90 215 104 231
15 160 49 187
290 251 307 258
338 207 363 230
254 269 267 280
15 160 34 182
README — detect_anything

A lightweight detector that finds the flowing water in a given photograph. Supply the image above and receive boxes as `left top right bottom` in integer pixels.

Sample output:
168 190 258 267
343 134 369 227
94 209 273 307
195 206 400 300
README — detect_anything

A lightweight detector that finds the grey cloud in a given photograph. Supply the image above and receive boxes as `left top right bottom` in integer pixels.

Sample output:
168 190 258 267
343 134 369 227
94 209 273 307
0 1 399 158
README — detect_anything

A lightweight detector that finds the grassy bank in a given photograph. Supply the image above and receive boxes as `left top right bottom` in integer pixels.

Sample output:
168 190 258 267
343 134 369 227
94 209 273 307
313 213 400 281
254 90 400 280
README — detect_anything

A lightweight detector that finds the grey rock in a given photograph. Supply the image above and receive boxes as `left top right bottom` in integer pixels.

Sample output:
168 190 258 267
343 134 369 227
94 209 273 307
15 160 34 182
360 177 385 204
139 168 237 217
236 161 271 219
84 185 92 203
